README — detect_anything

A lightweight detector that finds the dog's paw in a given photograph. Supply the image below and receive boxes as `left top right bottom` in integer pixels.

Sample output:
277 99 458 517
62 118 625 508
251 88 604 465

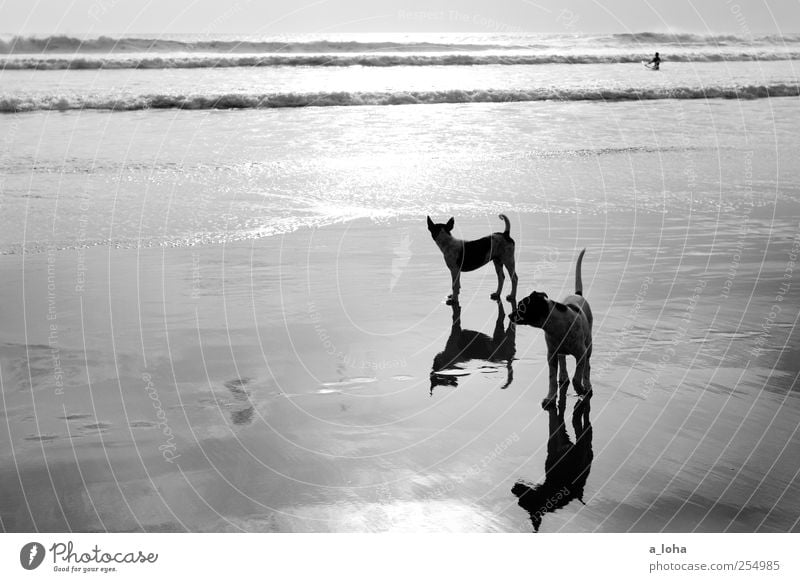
541 396 557 410
505 293 516 302
445 296 459 306
490 292 500 300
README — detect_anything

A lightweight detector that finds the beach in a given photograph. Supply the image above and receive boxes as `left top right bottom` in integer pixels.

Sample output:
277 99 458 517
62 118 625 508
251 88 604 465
1 31 799 532
1 204 799 532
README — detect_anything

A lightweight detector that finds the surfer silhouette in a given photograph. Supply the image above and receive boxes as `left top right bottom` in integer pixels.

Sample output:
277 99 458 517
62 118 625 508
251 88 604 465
646 52 661 70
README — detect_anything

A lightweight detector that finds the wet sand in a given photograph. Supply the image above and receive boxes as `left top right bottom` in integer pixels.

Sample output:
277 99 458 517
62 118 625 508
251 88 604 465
1 207 799 532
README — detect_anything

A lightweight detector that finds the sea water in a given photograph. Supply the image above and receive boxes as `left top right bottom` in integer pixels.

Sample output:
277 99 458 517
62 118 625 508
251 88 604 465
1 31 798 253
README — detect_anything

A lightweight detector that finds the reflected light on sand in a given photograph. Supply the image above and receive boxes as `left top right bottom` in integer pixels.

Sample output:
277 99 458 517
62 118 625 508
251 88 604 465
276 500 501 532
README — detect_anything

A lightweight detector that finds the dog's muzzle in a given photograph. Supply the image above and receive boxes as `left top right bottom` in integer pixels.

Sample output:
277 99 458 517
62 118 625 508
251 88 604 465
509 301 527 324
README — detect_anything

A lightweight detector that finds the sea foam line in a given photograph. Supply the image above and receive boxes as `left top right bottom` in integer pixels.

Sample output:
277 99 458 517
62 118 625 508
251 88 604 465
0 36 505 54
2 52 800 69
2 32 800 54
2 85 798 113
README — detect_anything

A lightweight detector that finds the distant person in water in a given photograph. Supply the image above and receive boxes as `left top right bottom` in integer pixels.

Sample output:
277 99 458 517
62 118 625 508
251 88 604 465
648 52 661 70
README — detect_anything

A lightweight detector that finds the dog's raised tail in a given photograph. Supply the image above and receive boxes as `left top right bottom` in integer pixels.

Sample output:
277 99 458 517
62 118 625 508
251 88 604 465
498 214 511 238
575 248 586 296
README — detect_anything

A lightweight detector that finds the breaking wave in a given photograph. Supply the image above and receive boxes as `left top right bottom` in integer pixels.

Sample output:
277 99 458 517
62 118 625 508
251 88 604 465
3 51 800 69
3 32 800 55
0 35 509 54
606 32 800 45
2 84 798 113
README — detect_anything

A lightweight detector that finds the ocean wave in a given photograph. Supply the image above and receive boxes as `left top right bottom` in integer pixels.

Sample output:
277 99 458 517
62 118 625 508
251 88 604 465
607 32 800 46
4 51 800 69
0 35 507 55
2 85 798 113
3 32 800 55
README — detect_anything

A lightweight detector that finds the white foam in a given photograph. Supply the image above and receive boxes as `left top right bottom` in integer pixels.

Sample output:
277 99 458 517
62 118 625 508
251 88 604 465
2 84 797 113
3 50 799 70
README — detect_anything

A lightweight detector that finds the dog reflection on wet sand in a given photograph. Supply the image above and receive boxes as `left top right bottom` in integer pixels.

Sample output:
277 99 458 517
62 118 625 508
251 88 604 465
512 391 593 532
430 302 516 394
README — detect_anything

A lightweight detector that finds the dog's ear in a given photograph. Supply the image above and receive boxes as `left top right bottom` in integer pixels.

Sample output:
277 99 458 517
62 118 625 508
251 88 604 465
542 292 548 298
426 216 434 231
446 217 455 231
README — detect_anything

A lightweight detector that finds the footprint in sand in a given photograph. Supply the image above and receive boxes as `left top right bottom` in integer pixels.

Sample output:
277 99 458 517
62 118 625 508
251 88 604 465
223 377 255 425
129 420 156 429
59 413 93 421
224 377 251 397
231 407 254 425
25 434 59 442
83 422 111 431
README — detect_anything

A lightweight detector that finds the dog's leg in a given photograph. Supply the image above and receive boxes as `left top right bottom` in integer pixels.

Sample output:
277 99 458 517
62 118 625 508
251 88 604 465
490 258 505 300
505 255 518 302
558 355 569 389
583 345 592 396
542 351 559 409
446 269 461 305
573 350 588 396
557 355 570 406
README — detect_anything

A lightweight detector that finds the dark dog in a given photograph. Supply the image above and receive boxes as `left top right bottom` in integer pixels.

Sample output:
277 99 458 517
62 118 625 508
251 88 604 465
427 214 518 305
430 302 516 394
512 394 593 532
510 249 592 408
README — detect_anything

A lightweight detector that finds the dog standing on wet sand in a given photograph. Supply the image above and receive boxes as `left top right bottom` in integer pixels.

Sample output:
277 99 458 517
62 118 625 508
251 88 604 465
511 249 593 408
426 214 518 306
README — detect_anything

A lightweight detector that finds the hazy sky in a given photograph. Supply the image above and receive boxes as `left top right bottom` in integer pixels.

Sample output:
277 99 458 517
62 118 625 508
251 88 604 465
2 0 798 35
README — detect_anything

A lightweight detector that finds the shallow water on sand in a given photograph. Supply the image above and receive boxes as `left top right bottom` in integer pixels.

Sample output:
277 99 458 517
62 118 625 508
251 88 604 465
1 98 796 254
1 205 798 532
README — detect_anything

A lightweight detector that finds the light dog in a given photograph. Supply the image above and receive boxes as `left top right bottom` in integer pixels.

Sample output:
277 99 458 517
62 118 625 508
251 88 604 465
426 214 518 305
510 249 592 408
